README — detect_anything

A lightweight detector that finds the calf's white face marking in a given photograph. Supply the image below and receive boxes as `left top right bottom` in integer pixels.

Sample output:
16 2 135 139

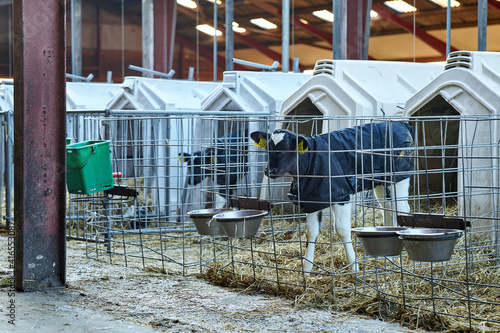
271 132 285 146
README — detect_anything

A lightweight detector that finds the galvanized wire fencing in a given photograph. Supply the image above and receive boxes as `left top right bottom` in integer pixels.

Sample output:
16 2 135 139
69 111 274 275
0 110 13 229
65 109 109 241
4 109 499 331
187 115 499 331
353 115 500 331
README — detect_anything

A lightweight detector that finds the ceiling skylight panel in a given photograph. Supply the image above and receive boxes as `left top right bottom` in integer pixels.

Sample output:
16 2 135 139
384 1 417 13
429 0 460 7
250 18 278 30
196 24 222 37
177 0 197 10
312 9 334 23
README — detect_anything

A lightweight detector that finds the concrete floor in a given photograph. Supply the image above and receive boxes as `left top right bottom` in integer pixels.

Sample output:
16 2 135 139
0 236 423 333
0 288 158 333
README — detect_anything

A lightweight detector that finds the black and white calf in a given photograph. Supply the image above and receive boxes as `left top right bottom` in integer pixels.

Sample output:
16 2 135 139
251 121 414 274
180 131 247 208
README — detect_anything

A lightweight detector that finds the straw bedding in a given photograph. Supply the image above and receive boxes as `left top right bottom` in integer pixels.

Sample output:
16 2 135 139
200 202 500 332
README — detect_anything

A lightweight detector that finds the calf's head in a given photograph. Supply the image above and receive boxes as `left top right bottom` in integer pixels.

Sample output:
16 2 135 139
251 129 309 179
179 151 212 186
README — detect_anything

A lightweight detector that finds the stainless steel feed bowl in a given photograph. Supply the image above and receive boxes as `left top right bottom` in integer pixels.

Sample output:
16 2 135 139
187 208 231 235
213 209 268 238
397 228 463 262
352 226 409 257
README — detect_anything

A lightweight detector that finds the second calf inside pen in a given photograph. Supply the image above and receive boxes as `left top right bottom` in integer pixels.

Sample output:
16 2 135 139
251 121 415 275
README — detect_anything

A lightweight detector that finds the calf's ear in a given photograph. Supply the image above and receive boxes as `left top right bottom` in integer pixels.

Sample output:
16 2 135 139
297 135 309 154
204 148 218 164
178 152 191 163
250 131 270 149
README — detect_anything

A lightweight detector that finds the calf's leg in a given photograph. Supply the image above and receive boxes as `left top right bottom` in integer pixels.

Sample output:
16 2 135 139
333 203 357 272
304 205 358 275
393 178 410 216
214 193 226 209
304 210 321 275
373 185 394 226
373 178 411 226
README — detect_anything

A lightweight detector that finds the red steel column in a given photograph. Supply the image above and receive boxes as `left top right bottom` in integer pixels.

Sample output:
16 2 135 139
346 0 368 60
154 0 177 73
13 0 67 290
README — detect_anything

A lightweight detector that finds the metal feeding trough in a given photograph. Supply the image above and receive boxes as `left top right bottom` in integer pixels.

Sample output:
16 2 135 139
397 228 463 262
187 208 231 235
352 226 409 257
213 210 268 238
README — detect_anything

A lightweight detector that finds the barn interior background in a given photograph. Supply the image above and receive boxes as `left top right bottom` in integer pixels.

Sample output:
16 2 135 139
2 0 500 332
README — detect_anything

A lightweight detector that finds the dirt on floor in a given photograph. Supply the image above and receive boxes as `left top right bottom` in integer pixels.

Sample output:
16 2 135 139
0 235 425 333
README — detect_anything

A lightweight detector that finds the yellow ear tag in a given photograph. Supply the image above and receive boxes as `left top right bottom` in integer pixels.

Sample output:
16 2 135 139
298 140 308 154
178 156 186 163
254 138 267 149
211 156 215 163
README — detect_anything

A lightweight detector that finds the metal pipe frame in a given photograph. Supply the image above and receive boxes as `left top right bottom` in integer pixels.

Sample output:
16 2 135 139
70 0 82 80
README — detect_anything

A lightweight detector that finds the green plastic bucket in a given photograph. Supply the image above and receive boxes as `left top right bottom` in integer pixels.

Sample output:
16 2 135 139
66 140 114 194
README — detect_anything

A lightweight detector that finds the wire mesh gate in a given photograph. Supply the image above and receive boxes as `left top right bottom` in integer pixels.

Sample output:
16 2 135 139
353 116 499 331
64 112 499 331
66 111 273 275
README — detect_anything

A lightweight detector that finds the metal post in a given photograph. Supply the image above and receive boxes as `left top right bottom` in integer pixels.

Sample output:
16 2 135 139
363 0 372 60
478 0 487 51
14 0 67 290
8 4 12 77
71 0 82 80
142 0 154 77
213 0 218 81
446 0 451 57
282 0 289 72
188 67 195 81
293 57 300 73
5 111 13 230
153 0 177 74
333 0 347 60
107 71 113 83
225 0 234 71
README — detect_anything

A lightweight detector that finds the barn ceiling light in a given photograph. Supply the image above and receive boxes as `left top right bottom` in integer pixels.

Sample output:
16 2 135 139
206 0 222 4
232 22 246 34
250 18 278 30
196 24 222 37
313 9 334 23
384 1 417 13
429 0 460 7
177 0 197 9
299 18 309 25
370 10 379 18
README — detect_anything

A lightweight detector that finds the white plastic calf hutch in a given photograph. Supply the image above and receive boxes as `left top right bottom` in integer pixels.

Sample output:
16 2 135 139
200 71 310 151
260 59 444 202
106 77 220 216
0 82 13 220
66 82 123 142
179 71 310 213
200 71 310 115
66 82 122 110
108 76 219 111
279 59 443 135
403 51 500 241
0 81 13 112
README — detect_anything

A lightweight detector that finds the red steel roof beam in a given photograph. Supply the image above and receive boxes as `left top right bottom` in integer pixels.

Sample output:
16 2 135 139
219 26 305 71
488 0 500 12
372 2 457 55
176 35 247 71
